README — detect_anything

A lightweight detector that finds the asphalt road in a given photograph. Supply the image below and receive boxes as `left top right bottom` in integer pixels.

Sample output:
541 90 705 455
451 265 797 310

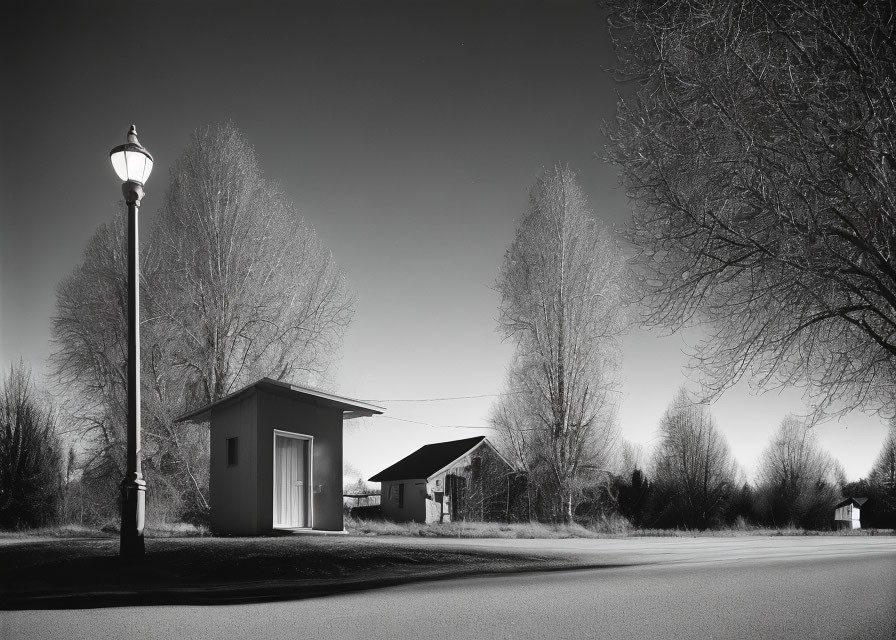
4 536 895 639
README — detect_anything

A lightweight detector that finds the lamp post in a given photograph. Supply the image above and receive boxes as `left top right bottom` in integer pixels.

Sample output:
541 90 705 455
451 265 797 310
110 125 153 558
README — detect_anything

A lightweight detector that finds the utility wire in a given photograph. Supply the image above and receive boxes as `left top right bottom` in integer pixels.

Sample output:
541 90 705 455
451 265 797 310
362 390 524 403
371 414 491 430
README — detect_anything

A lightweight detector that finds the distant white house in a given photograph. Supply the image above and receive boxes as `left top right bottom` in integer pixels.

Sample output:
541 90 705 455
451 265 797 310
369 436 516 523
834 497 867 530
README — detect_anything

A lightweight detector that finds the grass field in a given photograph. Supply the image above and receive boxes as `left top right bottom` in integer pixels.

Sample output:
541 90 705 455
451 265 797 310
0 534 581 609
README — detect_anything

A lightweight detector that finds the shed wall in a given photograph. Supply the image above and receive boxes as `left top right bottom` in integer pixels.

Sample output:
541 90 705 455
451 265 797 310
258 392 345 532
381 479 427 522
209 392 259 535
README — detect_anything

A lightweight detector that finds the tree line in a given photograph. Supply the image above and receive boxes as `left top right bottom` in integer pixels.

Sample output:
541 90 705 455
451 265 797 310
612 396 896 531
486 166 896 531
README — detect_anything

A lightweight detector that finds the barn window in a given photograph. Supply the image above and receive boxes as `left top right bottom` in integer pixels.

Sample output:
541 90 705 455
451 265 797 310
398 483 405 508
226 437 238 466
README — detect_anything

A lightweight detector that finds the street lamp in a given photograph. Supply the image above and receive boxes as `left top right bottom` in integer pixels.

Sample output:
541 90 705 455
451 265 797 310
110 125 153 558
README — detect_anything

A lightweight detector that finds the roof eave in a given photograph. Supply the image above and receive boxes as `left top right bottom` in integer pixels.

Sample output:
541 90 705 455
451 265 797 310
369 436 495 483
425 438 496 481
174 377 384 424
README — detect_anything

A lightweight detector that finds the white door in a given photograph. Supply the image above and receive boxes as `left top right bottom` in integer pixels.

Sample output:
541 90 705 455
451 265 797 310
274 433 310 528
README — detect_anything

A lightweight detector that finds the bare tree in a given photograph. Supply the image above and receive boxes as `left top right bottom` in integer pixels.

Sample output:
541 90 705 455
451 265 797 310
50 215 205 520
492 164 626 522
755 415 843 528
650 388 739 529
0 361 63 528
604 0 896 418
490 368 533 475
52 216 130 494
870 422 896 491
616 437 646 478
869 422 896 523
148 122 355 407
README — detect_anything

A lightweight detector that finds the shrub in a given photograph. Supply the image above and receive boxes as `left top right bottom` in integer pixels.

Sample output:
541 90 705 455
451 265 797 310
0 361 64 529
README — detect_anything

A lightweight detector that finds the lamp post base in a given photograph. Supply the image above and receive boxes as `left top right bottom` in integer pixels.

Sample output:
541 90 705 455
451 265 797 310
120 473 146 559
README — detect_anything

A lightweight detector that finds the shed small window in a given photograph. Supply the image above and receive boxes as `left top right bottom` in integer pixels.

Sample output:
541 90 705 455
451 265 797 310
227 437 238 466
398 483 404 508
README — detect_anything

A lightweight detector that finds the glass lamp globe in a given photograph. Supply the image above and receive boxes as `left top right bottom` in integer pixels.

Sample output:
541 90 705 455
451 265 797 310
110 125 153 184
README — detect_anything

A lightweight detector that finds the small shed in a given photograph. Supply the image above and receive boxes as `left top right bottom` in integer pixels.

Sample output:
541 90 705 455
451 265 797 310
369 436 516 523
834 497 867 530
177 377 383 535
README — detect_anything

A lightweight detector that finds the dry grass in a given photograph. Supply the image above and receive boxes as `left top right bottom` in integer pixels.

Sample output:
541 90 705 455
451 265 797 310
0 524 107 539
0 521 209 540
144 522 209 537
347 517 627 539
345 517 894 539
3 519 890 542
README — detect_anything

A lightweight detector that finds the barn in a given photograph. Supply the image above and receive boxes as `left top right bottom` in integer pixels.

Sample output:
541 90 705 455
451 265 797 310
369 436 516 523
177 377 383 535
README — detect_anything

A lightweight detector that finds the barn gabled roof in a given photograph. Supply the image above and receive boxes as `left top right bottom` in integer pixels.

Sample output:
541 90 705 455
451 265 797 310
369 436 494 482
834 497 868 509
174 377 384 423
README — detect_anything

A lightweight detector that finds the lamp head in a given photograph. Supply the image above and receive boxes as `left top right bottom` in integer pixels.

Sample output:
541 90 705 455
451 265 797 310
110 125 154 186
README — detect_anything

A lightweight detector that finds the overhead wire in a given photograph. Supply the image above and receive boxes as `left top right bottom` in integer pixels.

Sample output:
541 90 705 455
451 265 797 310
361 390 524 403
371 415 490 430
353 391 525 431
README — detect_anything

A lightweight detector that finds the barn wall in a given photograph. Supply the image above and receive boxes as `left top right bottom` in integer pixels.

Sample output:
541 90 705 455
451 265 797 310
426 470 452 523
209 392 259 535
431 442 514 522
258 391 344 532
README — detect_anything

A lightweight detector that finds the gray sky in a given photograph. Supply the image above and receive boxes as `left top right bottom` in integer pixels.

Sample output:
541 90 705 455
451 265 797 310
0 0 888 482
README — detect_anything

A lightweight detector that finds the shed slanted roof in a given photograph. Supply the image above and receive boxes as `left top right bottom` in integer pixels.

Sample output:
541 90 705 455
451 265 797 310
369 436 487 482
174 377 384 423
834 497 868 509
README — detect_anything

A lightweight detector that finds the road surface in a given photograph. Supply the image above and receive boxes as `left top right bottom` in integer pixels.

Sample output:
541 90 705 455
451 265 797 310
4 536 895 639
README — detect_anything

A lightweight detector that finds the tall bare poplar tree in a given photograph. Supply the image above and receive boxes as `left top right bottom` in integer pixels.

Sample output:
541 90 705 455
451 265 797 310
149 122 355 407
492 165 625 522
604 0 896 418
